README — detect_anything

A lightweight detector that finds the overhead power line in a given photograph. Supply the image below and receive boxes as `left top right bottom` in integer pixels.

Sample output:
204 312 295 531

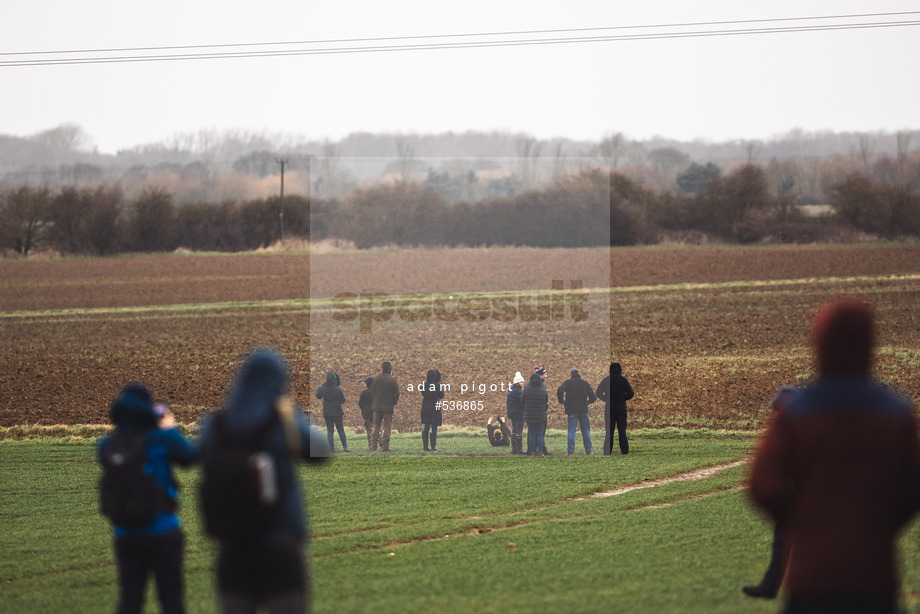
2 11 919 67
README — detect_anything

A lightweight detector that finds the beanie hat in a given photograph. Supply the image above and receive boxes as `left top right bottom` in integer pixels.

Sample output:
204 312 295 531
109 382 156 427
365 376 374 386
513 371 525 385
534 366 546 377
570 368 579 376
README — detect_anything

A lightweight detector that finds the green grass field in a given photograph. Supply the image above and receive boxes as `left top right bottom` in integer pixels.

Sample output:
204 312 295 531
3 429 920 613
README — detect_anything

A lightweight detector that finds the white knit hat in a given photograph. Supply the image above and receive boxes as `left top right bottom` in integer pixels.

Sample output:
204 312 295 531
513 371 525 384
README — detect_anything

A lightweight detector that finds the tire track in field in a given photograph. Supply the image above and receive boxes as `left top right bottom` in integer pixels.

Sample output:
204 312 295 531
312 459 747 556
631 485 748 510
570 459 747 501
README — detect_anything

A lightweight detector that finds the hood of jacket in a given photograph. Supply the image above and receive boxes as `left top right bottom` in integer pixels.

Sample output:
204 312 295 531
325 372 340 387
224 347 289 430
611 362 622 376
109 383 158 429
426 369 441 384
527 373 543 387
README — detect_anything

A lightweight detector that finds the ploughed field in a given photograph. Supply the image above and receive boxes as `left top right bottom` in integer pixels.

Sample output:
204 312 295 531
1 245 919 429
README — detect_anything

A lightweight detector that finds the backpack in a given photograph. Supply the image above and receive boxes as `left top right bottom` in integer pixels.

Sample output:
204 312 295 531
99 431 173 528
199 410 282 543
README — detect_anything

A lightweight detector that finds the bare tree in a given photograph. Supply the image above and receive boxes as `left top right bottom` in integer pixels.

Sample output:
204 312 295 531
313 142 348 200
551 141 567 182
31 124 92 152
516 136 542 189
896 131 912 174
395 137 416 183
857 134 874 172
0 186 51 255
598 132 625 169
743 140 760 164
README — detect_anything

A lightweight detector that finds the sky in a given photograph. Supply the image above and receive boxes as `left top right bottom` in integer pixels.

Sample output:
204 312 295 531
1 0 918 154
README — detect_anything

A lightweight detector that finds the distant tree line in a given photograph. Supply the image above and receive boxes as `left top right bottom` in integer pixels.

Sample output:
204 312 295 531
2 164 919 256
314 165 920 248
0 186 307 256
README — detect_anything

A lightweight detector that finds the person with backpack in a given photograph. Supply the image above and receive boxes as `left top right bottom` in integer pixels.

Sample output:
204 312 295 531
97 383 198 614
198 347 329 614
316 371 349 452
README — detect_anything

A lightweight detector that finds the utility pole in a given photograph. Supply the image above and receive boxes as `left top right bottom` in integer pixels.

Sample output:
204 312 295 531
276 157 288 244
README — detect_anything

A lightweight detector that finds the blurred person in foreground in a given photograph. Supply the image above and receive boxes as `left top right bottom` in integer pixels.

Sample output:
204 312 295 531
742 385 798 599
749 297 920 614
98 386 198 614
199 347 329 614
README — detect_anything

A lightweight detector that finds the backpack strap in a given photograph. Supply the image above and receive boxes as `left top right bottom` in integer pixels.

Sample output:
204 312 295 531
276 395 301 458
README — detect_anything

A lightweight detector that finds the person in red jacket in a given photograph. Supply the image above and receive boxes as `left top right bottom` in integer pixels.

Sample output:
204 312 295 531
749 297 920 613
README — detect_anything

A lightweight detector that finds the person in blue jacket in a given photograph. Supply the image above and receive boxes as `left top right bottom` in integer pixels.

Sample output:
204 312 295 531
97 383 198 614
198 346 329 613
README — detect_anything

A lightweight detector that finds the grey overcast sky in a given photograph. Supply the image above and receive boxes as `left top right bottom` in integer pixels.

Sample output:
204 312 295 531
1 0 918 154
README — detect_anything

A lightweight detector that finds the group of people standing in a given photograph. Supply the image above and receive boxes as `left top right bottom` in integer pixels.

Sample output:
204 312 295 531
317 361 636 456
316 360 439 454
503 363 634 457
316 361 401 452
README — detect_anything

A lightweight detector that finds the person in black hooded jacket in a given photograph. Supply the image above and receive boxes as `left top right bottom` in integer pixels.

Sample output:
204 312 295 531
316 371 348 452
420 369 445 451
199 346 329 613
519 373 549 457
595 362 634 455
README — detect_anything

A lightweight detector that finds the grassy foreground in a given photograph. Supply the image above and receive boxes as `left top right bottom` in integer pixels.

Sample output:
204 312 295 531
2 430 920 613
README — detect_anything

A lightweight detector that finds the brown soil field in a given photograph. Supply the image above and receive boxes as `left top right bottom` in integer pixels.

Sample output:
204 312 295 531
2 244 919 430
